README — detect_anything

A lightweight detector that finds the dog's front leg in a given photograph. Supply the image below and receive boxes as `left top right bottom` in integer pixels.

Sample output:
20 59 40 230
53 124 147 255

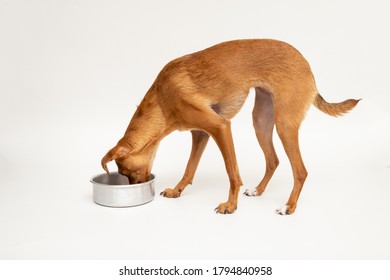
206 119 243 214
160 130 209 198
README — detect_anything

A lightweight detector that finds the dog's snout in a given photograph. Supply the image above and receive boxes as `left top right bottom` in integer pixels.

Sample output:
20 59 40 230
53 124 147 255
126 175 145 185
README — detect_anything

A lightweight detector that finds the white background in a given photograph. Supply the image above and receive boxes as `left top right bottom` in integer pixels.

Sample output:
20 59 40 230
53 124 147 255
0 0 389 260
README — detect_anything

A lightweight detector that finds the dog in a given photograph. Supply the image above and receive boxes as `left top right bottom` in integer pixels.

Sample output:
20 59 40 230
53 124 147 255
101 39 360 215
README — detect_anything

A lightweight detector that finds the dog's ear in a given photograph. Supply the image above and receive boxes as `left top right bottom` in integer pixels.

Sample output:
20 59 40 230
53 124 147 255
101 144 130 174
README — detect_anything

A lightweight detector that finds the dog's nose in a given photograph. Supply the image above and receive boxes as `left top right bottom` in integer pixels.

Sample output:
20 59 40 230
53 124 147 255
126 177 134 184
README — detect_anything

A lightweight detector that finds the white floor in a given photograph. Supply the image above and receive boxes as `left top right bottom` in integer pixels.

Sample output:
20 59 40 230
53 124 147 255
1 0 389 260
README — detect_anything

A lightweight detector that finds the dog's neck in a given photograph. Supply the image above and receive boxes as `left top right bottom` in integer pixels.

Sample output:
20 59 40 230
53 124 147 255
121 90 169 154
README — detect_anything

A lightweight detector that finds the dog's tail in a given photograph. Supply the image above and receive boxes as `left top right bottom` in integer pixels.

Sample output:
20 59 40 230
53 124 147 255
313 93 361 117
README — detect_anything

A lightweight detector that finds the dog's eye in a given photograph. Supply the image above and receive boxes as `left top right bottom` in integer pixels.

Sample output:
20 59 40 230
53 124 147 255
119 167 130 176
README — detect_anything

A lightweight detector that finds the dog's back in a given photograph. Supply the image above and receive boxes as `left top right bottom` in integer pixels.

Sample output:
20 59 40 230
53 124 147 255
154 39 315 122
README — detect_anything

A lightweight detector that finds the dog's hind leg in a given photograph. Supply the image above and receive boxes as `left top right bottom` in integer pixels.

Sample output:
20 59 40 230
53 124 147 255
275 122 307 215
160 130 209 198
244 87 279 196
274 105 308 215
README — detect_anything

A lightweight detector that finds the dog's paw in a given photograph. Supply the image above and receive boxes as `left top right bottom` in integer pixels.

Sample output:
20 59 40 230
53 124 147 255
214 202 237 214
244 188 259 196
275 204 295 215
276 205 289 215
160 188 181 198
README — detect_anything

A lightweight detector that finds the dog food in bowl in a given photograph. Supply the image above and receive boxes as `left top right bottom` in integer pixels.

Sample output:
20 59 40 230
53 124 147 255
90 172 156 207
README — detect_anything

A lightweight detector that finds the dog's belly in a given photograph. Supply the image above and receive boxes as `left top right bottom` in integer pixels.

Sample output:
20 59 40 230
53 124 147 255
211 91 249 119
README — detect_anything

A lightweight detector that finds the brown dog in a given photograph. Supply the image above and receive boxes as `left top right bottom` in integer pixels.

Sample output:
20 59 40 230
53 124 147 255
101 39 359 215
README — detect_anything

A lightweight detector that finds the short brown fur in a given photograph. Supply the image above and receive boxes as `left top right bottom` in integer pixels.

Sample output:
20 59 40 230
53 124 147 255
101 39 360 214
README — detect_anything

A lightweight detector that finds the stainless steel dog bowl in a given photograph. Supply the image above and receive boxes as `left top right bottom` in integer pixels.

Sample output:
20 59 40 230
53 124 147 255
91 172 156 207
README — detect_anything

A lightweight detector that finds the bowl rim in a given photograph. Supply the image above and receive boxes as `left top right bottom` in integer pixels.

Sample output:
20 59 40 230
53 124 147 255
90 172 156 188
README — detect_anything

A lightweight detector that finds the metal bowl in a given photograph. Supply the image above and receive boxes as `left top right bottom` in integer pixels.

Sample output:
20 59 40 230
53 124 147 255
90 172 156 207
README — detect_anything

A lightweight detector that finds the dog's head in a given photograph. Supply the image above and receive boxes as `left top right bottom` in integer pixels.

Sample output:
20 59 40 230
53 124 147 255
101 142 154 184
